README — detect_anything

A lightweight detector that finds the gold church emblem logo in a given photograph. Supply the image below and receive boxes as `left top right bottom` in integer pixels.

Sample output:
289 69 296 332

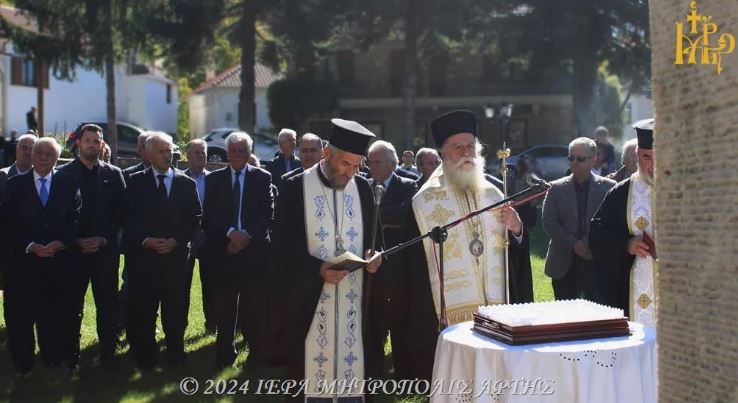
675 1 735 74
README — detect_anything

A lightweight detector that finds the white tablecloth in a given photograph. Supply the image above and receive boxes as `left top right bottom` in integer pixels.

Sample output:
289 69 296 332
431 321 656 403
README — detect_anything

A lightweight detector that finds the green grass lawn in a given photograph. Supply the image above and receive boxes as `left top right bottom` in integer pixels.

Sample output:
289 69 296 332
0 207 552 402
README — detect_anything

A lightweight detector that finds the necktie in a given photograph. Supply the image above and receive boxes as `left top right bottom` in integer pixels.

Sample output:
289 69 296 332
39 177 49 206
157 174 168 202
233 171 242 230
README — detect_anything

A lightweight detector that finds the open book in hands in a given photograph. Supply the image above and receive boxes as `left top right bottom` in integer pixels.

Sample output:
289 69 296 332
328 251 368 273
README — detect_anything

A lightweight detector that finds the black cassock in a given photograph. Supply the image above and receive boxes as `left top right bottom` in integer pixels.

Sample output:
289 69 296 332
589 178 635 313
275 169 379 387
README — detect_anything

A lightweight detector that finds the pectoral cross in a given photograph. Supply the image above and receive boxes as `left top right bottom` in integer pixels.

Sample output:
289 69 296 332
335 234 345 257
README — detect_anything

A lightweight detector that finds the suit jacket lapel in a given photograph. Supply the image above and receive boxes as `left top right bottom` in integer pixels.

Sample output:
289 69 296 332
564 176 577 221
586 176 601 224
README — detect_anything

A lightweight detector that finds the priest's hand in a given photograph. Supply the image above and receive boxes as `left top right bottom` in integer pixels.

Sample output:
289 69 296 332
320 261 348 284
627 237 651 258
364 250 382 274
499 205 523 236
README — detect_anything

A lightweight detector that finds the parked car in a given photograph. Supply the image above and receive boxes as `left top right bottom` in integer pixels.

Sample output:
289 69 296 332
66 121 182 164
202 127 280 164
486 144 569 181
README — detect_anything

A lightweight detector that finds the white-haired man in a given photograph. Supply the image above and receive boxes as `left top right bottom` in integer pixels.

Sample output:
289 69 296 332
277 119 382 400
404 110 529 381
607 138 638 182
1 137 81 375
202 131 274 368
0 133 37 202
124 132 201 370
590 119 657 327
183 139 217 333
414 147 441 188
542 137 616 302
365 140 418 381
267 128 299 187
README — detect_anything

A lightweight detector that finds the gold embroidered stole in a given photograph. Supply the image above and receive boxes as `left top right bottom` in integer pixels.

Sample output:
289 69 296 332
627 172 657 327
412 168 507 325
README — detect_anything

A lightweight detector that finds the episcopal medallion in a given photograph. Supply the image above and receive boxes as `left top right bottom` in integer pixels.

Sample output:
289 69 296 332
469 232 484 257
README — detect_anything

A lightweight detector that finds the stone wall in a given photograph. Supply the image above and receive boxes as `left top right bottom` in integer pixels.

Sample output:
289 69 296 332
650 0 738 401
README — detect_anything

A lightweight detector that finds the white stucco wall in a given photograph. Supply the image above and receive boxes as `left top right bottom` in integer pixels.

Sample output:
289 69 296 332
188 86 272 137
0 54 177 137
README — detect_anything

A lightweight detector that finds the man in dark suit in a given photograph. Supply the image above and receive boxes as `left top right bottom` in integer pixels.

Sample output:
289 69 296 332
267 128 298 188
203 131 274 368
118 131 153 340
281 133 323 183
124 133 201 369
1 137 80 375
543 137 616 301
183 139 215 333
414 147 441 188
0 134 37 202
365 140 418 381
0 134 37 291
122 132 153 183
58 124 126 370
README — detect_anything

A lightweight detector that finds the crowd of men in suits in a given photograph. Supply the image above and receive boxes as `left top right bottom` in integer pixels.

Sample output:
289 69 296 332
0 124 423 376
0 118 635 382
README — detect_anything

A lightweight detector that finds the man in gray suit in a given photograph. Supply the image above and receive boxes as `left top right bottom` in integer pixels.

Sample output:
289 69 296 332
183 139 215 332
543 137 616 300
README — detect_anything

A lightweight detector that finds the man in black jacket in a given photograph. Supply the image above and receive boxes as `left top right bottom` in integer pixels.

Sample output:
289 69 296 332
1 137 80 375
124 133 201 369
267 128 298 188
202 131 274 368
365 140 418 381
58 124 126 370
118 131 153 340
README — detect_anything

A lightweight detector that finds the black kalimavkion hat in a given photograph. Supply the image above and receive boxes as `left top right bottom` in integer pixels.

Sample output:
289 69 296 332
430 110 477 147
329 118 376 156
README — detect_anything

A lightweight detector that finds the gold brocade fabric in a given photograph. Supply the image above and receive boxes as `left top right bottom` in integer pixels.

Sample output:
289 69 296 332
413 168 507 325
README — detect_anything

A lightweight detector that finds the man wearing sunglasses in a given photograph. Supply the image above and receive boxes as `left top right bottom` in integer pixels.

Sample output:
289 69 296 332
590 119 657 328
543 138 616 301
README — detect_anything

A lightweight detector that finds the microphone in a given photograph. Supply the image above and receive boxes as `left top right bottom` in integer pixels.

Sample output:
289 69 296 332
373 183 384 205
524 173 550 188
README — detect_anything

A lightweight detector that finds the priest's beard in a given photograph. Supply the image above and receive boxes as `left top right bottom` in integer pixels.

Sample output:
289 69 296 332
443 155 485 193
639 168 654 187
321 159 349 190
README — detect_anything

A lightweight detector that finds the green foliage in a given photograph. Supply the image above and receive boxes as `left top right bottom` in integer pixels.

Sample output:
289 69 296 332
266 79 337 129
177 77 192 144
596 71 625 139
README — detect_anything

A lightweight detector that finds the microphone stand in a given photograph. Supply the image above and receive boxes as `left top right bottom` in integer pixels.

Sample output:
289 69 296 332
381 182 550 330
362 184 383 335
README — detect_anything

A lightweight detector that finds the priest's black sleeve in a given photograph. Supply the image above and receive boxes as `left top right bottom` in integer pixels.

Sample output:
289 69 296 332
589 180 634 312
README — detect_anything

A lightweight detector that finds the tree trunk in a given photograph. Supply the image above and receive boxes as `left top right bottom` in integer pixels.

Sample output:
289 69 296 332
36 61 44 136
104 0 118 162
572 52 597 138
238 2 256 134
402 0 419 151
